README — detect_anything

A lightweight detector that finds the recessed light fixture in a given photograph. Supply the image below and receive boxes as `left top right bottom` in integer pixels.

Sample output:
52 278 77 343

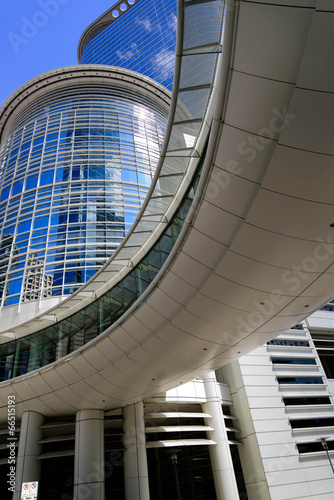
330 223 334 227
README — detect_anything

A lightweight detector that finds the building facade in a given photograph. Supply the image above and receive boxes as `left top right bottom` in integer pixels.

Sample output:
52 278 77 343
1 322 333 499
0 1 334 500
222 317 334 500
0 69 168 310
78 0 177 92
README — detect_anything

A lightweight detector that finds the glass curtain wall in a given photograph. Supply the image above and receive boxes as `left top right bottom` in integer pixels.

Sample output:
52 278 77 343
80 0 177 91
0 84 167 306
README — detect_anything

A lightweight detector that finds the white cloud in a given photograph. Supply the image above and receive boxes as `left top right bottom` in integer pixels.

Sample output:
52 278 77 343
152 48 175 79
116 42 139 61
135 17 152 32
168 14 177 32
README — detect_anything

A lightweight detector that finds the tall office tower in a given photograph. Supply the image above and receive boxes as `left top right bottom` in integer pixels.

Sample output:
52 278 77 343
0 0 178 319
78 0 177 91
0 67 169 318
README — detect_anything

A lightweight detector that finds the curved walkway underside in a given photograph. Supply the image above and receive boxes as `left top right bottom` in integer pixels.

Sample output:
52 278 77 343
1 0 334 419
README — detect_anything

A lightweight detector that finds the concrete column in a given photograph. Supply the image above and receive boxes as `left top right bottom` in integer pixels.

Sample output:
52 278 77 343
203 371 239 500
123 402 150 500
13 411 44 500
74 409 105 500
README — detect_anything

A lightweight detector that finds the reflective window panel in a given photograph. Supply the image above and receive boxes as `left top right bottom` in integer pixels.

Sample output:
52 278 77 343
80 0 177 91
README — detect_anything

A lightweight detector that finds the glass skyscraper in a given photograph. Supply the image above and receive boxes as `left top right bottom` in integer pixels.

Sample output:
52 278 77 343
0 0 176 309
79 0 177 91
0 77 168 307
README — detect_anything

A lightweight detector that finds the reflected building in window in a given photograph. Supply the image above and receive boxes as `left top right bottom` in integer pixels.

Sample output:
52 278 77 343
0 234 19 300
22 253 53 302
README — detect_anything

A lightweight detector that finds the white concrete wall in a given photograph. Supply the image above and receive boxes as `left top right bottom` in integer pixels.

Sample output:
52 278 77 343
222 329 334 500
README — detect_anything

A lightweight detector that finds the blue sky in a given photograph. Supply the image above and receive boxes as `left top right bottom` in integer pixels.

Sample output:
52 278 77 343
0 0 114 106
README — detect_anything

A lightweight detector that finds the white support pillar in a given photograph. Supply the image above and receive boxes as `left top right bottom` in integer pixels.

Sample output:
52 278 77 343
13 411 44 500
74 409 105 500
123 401 150 500
203 371 239 500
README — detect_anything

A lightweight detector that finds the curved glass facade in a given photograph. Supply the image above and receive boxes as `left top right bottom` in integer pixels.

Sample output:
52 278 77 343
0 83 167 306
80 0 177 91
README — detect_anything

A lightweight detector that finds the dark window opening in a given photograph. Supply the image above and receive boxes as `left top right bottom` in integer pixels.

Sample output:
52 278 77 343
277 377 323 385
271 358 316 365
283 396 331 406
267 339 309 347
297 440 334 454
147 446 217 500
290 417 334 429
318 353 334 379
